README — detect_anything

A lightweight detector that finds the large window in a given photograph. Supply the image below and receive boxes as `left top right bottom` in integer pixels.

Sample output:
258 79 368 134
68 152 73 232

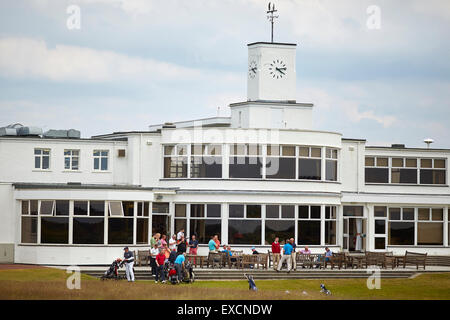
229 144 263 179
298 205 321 245
64 149 80 170
163 145 187 178
417 208 443 245
73 201 105 244
34 148 50 170
265 145 296 179
93 150 109 171
365 156 447 185
264 205 295 244
190 145 222 178
388 208 414 245
108 201 133 244
325 206 337 245
298 147 321 180
152 202 170 236
21 200 37 243
136 201 150 244
228 204 262 245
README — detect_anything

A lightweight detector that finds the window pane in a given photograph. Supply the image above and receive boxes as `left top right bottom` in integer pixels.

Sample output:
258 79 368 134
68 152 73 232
326 160 337 181
90 201 105 216
310 206 321 219
267 145 280 156
418 223 443 245
34 156 40 169
93 151 100 157
42 156 49 169
405 158 417 167
391 169 417 184
375 220 386 234
392 158 403 167
376 158 388 167
207 204 221 218
247 144 261 156
164 157 187 178
434 159 446 169
421 159 432 168
73 218 104 244
374 206 387 217
229 205 244 218
420 169 445 185
298 206 309 219
389 208 401 220
109 202 123 216
164 146 174 156
266 157 296 179
21 201 29 215
298 159 321 180
344 206 363 217
230 144 246 156
208 145 222 155
30 200 38 215
375 237 386 250
418 208 430 221
137 218 149 244
94 158 99 170
266 205 279 218
298 221 321 245
101 151 108 157
265 220 295 245
228 220 261 245
100 157 108 170
432 209 443 221
175 219 186 235
64 157 70 169
40 201 54 215
299 147 309 157
108 218 133 244
55 200 69 216
190 219 221 244
152 203 169 213
34 149 42 155
143 202 149 217
247 205 261 218
190 204 204 218
175 204 186 217
281 205 295 219
122 201 134 217
325 221 336 245
388 222 414 245
190 156 222 178
365 168 388 183
310 148 321 158
21 217 37 243
365 157 375 166
152 215 169 236
402 208 414 220
282 146 295 156
229 157 263 179
41 217 69 244
177 145 187 156
191 144 205 155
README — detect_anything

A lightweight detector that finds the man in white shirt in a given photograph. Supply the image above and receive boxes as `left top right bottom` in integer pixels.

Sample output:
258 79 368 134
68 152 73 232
176 229 185 243
169 234 177 251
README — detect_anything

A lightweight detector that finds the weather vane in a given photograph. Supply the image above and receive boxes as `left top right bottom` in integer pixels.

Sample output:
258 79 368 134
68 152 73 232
267 2 279 43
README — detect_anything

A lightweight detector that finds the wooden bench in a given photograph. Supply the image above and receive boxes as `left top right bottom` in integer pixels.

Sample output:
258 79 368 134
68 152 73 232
136 250 150 266
397 251 427 270
363 252 387 269
295 254 324 269
324 252 347 269
240 254 268 269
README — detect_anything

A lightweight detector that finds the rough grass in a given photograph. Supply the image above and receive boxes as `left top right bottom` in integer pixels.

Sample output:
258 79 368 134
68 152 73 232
0 267 449 300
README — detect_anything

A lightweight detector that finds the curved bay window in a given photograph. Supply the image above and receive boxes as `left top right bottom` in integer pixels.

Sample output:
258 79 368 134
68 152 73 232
298 147 321 180
264 205 295 244
228 204 262 245
298 205 321 245
265 145 296 179
229 144 263 179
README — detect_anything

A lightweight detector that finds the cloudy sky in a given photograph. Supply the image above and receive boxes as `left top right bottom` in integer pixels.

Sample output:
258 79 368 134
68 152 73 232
0 0 449 147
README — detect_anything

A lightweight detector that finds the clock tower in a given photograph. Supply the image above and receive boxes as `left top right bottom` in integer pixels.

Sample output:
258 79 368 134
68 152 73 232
247 42 297 102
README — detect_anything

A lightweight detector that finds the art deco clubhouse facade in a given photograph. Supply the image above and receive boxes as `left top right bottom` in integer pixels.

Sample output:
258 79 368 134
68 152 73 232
0 41 449 265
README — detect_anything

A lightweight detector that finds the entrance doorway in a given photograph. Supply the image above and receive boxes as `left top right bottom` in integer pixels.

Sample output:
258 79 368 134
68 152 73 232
343 206 366 252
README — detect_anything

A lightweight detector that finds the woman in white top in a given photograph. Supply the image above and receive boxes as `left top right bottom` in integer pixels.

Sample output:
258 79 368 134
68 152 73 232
169 234 177 251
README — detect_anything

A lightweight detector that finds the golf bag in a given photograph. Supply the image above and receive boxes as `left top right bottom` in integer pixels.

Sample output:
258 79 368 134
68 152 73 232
244 273 257 291
182 261 195 283
320 283 331 295
166 262 178 284
101 258 125 280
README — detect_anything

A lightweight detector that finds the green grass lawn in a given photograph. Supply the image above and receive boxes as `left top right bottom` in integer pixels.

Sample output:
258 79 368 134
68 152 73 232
0 267 449 300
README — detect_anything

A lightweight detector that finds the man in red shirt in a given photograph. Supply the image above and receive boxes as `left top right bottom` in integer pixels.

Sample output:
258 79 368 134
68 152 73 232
271 237 281 270
155 249 166 283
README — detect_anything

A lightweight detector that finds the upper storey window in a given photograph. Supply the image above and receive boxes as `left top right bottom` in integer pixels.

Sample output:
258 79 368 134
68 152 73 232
266 145 296 179
64 149 80 170
191 144 222 178
229 144 263 179
163 145 187 178
325 148 338 181
93 150 109 171
365 156 446 185
34 148 50 170
298 146 321 180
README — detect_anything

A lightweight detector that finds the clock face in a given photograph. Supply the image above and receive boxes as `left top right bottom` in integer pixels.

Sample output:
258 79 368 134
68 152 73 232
268 59 287 79
248 60 258 79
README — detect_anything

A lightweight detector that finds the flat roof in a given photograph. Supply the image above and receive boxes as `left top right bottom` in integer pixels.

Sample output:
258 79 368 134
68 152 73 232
229 101 313 108
366 146 450 152
13 183 178 191
247 42 297 46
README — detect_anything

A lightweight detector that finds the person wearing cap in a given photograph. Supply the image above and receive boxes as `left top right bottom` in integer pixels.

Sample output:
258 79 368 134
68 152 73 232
251 246 259 255
123 247 135 282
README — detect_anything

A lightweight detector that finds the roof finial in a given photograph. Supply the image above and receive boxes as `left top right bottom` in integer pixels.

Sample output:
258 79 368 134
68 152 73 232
267 2 279 43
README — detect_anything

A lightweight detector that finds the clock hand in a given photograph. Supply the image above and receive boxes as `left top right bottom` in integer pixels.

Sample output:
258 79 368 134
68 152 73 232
251 68 257 73
276 68 285 75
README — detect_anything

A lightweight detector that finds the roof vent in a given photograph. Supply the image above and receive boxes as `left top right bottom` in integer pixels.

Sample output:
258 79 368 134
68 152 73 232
162 122 176 129
391 144 405 149
43 129 81 139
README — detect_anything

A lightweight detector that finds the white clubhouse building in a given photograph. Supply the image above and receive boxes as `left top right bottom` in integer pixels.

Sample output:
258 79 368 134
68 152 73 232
0 41 449 265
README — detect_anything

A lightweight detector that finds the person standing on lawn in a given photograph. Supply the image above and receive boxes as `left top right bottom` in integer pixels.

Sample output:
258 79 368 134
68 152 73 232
174 252 186 283
123 247 135 282
208 236 217 253
271 237 281 270
277 239 293 273
188 234 199 265
155 249 166 283
150 243 159 277
290 237 297 270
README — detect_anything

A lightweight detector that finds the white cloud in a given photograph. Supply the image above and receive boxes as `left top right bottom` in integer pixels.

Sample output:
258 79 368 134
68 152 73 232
0 37 203 83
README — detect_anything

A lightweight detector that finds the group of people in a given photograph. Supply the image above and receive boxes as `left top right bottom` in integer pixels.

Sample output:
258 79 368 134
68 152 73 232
271 237 333 272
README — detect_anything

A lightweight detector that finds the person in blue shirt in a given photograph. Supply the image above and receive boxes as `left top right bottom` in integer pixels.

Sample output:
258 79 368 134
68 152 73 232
277 239 293 273
208 236 217 253
174 252 186 282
